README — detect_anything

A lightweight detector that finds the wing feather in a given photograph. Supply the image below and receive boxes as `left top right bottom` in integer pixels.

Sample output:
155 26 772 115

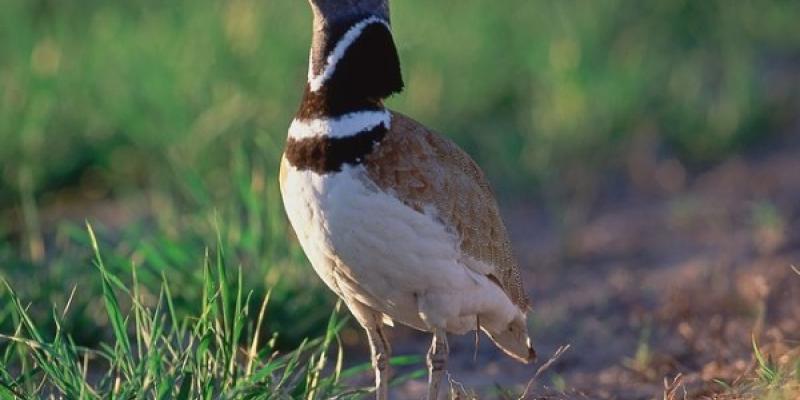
364 112 529 310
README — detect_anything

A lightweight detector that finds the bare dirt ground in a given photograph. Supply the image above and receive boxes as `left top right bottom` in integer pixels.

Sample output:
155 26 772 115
380 138 800 399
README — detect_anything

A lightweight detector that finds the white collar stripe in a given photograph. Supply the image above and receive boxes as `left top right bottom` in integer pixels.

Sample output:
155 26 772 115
308 16 390 92
289 110 391 140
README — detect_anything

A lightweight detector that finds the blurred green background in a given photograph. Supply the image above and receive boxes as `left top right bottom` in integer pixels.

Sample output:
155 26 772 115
1 0 799 345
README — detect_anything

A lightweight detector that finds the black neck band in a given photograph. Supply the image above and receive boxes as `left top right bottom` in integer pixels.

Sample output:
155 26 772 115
284 123 388 173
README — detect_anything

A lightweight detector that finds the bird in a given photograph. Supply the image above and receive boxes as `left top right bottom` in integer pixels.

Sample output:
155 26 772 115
279 0 536 398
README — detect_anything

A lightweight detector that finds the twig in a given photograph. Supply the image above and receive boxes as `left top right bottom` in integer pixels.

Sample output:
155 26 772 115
518 344 571 399
662 373 686 400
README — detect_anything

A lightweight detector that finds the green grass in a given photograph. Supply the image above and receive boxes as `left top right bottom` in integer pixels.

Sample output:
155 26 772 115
0 224 422 399
715 336 800 400
755 338 800 396
1 142 330 348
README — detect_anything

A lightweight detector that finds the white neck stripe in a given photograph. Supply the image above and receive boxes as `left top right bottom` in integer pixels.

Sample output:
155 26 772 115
308 16 390 92
289 110 391 140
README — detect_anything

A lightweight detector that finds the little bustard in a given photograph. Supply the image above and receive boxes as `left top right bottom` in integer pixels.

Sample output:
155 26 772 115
279 0 536 398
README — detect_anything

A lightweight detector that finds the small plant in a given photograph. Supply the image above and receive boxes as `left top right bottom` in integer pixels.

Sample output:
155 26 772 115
753 334 780 386
623 325 654 378
795 359 800 384
728 335 800 400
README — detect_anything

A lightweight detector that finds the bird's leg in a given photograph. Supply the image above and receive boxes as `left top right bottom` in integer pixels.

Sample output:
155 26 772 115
426 329 449 400
366 326 390 400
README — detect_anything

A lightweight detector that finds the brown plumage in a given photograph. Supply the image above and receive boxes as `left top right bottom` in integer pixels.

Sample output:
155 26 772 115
364 112 530 310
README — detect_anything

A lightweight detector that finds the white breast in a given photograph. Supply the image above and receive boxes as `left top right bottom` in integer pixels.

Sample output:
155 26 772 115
280 161 522 334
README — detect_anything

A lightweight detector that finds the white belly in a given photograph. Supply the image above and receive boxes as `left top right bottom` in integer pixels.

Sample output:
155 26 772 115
280 161 520 334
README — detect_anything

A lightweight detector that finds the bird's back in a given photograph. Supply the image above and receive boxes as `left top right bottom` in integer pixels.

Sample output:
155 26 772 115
363 112 530 311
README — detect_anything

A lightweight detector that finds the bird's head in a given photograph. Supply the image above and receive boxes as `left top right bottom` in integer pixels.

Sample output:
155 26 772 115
508 316 537 363
486 314 537 364
304 0 402 96
308 0 390 26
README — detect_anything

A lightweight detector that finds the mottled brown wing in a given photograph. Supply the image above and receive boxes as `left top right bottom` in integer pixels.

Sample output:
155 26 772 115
364 112 530 310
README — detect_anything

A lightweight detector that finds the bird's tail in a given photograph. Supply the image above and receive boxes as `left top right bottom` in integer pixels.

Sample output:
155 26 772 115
483 314 536 364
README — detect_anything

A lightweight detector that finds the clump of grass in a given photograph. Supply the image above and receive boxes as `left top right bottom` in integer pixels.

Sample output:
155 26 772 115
713 336 800 400
753 335 781 386
0 224 388 399
1 142 333 349
746 336 800 399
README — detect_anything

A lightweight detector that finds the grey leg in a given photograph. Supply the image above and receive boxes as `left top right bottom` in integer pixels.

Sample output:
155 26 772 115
366 326 390 400
426 329 448 400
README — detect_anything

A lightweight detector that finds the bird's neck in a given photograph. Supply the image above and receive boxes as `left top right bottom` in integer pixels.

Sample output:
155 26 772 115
289 15 404 141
